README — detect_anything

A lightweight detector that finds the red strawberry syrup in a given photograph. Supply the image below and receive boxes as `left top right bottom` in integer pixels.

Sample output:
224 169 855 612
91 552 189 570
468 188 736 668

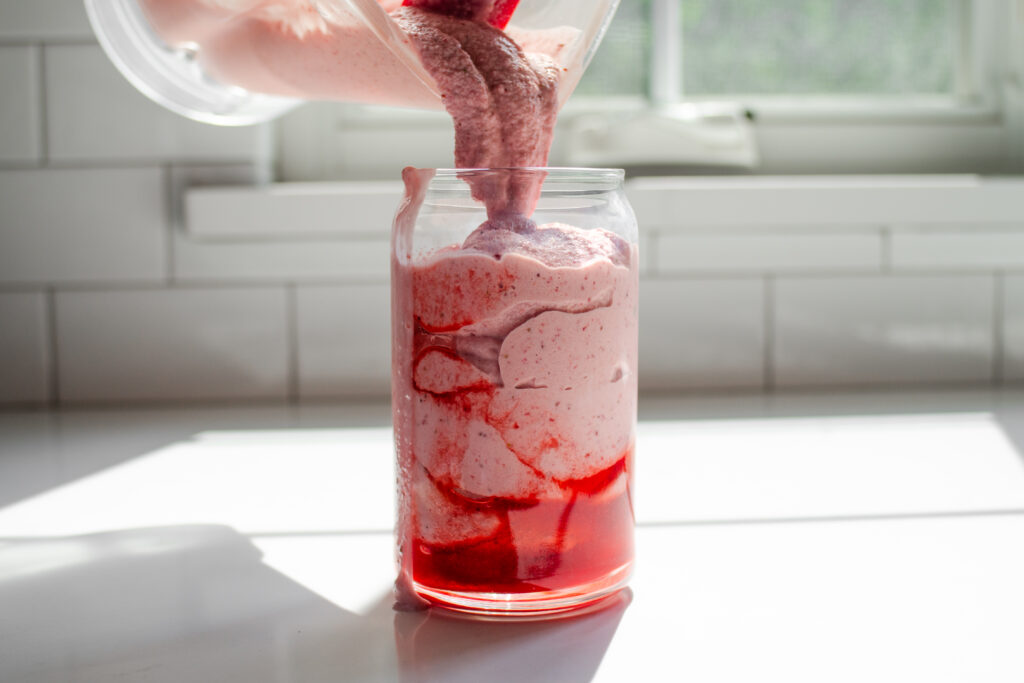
412 449 635 594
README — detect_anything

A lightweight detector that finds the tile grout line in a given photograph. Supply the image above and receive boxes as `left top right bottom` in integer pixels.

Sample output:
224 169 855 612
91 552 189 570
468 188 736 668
36 42 49 164
636 507 1024 529
44 287 60 407
880 226 892 272
645 230 659 278
0 158 258 171
163 164 176 284
0 278 391 293
4 267 1024 296
2 506 1022 543
763 274 776 392
994 271 1005 385
287 283 300 404
0 37 98 48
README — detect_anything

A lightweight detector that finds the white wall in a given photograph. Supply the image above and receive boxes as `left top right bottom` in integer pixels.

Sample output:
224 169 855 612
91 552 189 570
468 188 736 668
2 3 1024 406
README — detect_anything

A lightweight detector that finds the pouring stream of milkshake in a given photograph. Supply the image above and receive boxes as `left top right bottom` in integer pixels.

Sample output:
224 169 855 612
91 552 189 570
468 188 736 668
387 2 637 611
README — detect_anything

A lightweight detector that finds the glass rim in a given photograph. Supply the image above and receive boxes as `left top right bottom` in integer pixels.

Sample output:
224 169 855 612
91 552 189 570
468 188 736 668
427 167 625 181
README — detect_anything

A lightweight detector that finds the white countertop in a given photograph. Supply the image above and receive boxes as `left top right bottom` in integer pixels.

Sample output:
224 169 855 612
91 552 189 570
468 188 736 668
3 390 1024 682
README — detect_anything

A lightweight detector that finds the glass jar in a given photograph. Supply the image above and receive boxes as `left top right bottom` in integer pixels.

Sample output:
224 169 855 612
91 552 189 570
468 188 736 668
392 167 638 616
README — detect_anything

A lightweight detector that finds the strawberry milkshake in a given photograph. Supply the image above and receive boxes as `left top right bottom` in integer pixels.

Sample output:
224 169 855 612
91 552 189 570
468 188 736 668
381 3 636 615
392 168 638 612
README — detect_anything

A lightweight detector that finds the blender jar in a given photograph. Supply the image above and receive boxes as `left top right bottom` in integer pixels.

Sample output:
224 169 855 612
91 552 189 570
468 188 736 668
84 0 620 125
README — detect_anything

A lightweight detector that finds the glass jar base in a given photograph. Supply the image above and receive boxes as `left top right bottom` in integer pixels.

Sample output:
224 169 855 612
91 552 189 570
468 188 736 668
412 561 633 618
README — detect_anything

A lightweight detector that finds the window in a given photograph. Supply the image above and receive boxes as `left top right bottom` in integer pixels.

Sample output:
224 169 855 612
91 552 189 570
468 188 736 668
573 0 650 98
277 0 1024 180
682 0 956 96
578 0 958 98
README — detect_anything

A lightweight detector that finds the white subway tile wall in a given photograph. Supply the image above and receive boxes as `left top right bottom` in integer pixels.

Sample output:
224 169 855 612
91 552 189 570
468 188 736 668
0 45 41 163
2 8 1024 404
44 45 263 162
0 0 92 40
55 288 289 402
628 176 1024 226
1002 276 1024 381
0 292 50 403
0 168 167 284
172 236 390 283
639 278 764 390
297 284 391 398
891 228 1024 270
656 232 881 274
186 183 402 239
637 229 653 276
774 275 995 387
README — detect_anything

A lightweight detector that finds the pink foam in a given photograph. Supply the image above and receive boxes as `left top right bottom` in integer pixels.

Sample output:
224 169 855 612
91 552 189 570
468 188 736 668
499 307 632 391
413 349 491 394
411 249 620 335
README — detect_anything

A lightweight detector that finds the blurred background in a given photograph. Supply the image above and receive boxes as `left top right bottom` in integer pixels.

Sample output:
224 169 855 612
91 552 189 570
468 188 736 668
581 0 954 97
1 0 1023 406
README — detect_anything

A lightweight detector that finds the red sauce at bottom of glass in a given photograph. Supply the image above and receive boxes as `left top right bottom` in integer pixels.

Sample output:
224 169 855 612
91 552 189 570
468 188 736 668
411 449 634 594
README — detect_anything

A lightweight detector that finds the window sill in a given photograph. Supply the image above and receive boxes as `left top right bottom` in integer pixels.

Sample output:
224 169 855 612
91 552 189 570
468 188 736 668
183 174 1024 240
736 95 1001 125
277 93 1021 181
184 181 401 241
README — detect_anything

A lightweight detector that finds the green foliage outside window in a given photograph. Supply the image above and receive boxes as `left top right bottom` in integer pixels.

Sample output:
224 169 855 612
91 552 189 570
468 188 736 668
576 0 955 98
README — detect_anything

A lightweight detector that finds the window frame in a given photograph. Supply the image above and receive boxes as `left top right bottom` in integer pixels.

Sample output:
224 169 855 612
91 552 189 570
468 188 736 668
623 0 1018 173
276 0 1024 180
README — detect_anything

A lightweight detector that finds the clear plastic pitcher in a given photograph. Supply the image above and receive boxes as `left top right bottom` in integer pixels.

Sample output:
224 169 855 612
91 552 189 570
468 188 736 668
84 0 619 126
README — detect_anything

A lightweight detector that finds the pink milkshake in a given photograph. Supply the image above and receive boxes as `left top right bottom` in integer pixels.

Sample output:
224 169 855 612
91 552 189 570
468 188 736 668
392 165 638 614
383 5 637 614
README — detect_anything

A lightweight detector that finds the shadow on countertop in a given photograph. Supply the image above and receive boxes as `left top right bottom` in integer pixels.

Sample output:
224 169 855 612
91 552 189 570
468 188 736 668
394 590 631 683
0 524 630 683
0 525 395 682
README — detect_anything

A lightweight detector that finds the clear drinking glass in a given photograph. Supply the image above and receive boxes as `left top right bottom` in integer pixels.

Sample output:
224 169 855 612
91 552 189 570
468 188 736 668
391 167 638 616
